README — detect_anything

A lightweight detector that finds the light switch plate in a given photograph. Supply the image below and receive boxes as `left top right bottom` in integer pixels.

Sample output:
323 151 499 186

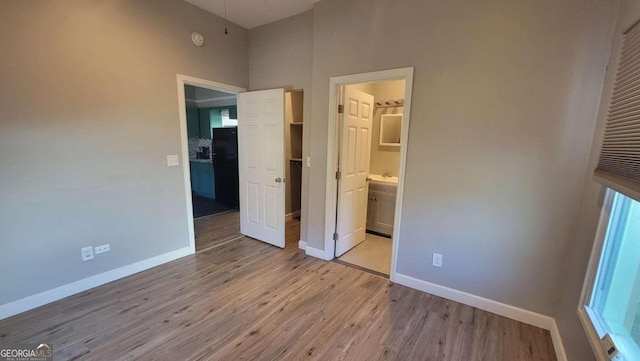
81 246 94 261
306 156 311 168
167 155 180 167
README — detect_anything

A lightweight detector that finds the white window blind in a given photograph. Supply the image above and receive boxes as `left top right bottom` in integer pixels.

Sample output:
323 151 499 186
595 21 640 201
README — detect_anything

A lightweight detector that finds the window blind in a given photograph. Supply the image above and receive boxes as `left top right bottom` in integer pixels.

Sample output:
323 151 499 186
594 20 640 201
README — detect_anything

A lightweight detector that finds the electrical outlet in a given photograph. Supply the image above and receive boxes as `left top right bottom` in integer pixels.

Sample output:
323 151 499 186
81 246 94 261
94 244 110 255
432 253 443 268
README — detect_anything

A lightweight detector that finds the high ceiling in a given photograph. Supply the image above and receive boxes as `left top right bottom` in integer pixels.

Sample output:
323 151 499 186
185 0 318 29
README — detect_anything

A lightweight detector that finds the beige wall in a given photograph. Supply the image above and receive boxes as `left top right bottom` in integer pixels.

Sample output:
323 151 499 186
306 0 618 317
0 0 248 305
345 80 404 177
370 80 405 177
343 81 403 177
554 1 636 360
249 11 313 240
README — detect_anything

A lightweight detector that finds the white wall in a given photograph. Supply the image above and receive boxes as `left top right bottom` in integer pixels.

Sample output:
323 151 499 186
554 1 639 360
305 0 618 316
0 0 248 305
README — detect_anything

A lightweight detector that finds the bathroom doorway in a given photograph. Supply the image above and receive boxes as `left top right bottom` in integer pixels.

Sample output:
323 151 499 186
324 68 414 279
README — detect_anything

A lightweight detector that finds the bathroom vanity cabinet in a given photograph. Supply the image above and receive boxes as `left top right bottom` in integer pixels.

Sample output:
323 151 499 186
366 182 397 236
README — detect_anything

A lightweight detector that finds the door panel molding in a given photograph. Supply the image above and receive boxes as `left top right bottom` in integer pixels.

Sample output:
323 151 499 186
238 89 286 248
335 87 374 257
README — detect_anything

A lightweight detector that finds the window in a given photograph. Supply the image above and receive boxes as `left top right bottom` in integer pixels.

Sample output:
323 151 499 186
581 190 640 360
221 109 237 127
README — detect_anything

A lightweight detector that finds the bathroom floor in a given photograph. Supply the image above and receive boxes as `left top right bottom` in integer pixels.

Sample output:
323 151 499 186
337 233 392 276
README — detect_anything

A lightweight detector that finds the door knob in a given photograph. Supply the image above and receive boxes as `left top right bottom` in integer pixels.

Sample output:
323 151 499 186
275 177 283 183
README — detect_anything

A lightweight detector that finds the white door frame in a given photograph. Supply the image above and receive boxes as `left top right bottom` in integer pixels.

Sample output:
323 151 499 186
176 74 246 255
323 67 414 280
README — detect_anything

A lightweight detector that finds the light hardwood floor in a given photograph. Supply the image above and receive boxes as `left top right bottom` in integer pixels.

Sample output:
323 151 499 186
195 211 242 251
0 212 556 361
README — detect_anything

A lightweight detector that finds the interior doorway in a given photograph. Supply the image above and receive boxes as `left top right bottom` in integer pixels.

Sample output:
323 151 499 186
176 75 245 254
177 75 304 254
324 68 414 279
183 85 239 219
334 79 405 276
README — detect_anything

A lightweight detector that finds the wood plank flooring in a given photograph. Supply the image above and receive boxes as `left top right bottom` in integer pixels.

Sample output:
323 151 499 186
195 211 242 251
0 212 557 361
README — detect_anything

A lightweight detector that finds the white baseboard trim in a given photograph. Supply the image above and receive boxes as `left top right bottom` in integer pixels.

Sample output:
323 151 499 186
550 319 568 361
0 246 192 320
392 272 554 331
306 245 331 260
298 240 307 250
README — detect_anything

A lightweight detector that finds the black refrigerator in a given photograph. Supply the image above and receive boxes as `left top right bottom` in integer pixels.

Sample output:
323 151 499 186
212 127 240 209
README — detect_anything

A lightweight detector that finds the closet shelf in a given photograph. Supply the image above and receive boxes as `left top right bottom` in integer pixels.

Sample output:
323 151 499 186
290 122 304 126
290 158 303 162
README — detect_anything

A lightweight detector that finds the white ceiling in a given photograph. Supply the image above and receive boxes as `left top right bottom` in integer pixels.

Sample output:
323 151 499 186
185 0 318 29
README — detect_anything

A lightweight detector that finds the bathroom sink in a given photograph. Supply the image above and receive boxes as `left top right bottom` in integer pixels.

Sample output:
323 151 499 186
369 174 398 185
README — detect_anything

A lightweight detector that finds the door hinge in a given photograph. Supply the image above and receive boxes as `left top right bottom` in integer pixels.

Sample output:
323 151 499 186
338 104 344 114
333 232 339 241
335 171 341 180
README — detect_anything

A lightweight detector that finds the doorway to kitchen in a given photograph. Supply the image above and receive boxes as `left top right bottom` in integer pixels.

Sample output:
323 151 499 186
177 75 245 254
177 75 305 255
184 84 239 219
324 68 414 279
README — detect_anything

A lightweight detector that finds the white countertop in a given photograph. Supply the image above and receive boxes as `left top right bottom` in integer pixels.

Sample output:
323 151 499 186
369 174 398 185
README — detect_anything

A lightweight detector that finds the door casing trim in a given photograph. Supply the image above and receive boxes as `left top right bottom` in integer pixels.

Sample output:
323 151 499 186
322 67 414 282
176 74 245 254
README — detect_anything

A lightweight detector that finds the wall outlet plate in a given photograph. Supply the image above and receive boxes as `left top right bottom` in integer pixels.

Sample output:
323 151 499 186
94 244 110 255
432 253 443 268
81 246 94 261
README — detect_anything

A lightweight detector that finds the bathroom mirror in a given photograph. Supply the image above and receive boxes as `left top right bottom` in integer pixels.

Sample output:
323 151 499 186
379 114 403 147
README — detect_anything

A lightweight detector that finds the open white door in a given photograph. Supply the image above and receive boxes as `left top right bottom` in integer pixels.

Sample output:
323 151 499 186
237 89 286 248
335 87 374 257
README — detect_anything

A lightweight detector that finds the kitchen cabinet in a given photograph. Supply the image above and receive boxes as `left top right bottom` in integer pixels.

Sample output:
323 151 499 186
198 108 211 139
366 182 397 236
186 107 200 139
209 106 238 128
190 161 215 199
186 107 215 139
